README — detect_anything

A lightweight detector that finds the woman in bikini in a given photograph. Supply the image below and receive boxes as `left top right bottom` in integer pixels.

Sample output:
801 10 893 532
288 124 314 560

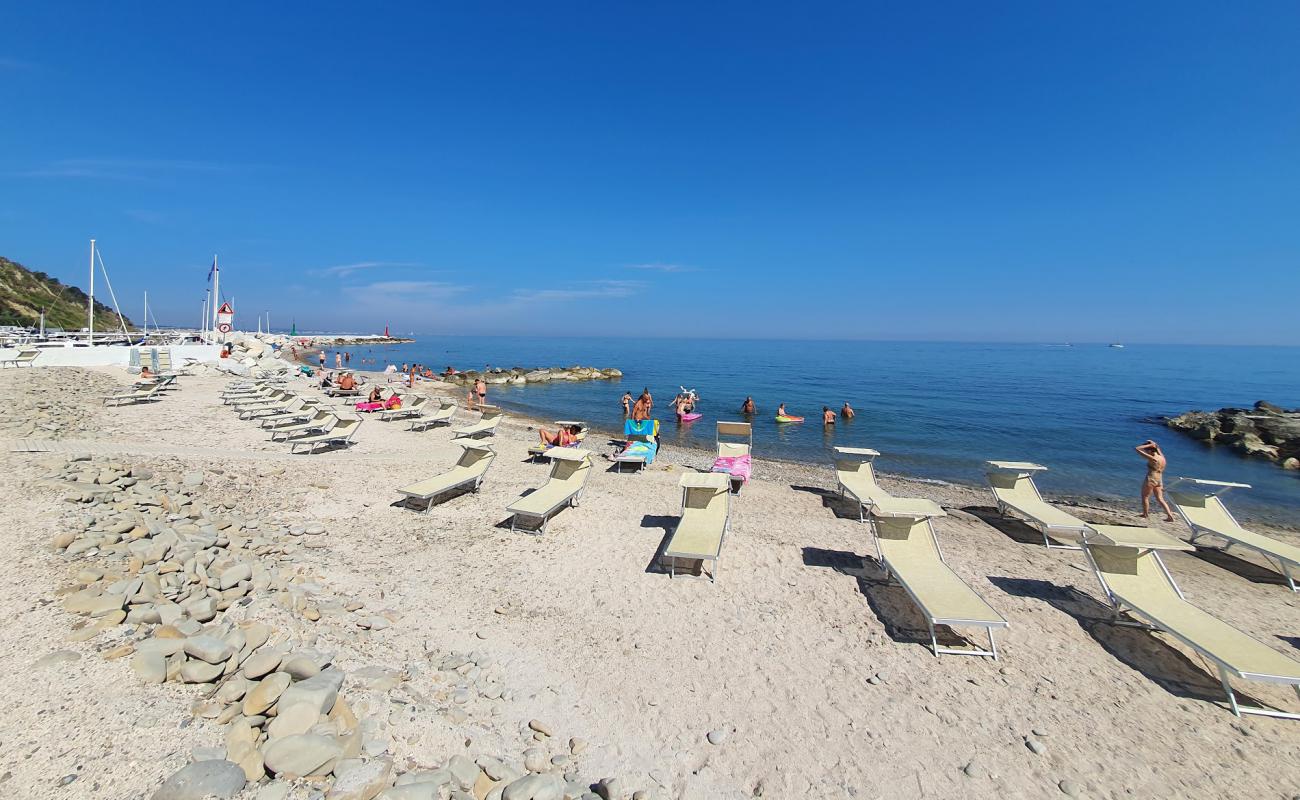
1136 439 1176 521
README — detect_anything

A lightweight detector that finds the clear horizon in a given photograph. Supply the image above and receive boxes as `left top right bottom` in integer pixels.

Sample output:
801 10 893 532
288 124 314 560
2 4 1298 345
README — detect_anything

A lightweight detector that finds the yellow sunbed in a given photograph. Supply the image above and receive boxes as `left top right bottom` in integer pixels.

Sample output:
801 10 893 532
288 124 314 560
984 461 1090 549
1170 478 1299 592
870 500 1008 658
662 472 732 582
1082 523 1300 719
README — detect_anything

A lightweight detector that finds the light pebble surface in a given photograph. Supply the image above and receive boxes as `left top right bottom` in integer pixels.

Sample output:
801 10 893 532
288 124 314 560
0 364 1299 799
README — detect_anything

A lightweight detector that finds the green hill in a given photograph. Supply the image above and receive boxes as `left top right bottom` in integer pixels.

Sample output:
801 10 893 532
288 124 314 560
0 255 134 331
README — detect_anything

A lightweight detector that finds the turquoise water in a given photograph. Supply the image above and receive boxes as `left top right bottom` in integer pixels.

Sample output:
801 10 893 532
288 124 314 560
337 338 1300 524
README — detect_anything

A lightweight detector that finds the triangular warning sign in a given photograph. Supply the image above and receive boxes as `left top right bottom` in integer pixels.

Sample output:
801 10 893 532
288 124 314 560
217 302 234 314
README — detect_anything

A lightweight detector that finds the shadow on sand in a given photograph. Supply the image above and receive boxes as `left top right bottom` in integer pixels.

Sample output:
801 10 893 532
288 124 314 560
988 576 1263 707
1185 545 1292 589
961 506 1046 546
802 546 970 650
790 484 862 522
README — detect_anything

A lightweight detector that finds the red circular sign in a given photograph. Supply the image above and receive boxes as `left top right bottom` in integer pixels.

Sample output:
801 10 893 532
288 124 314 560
218 323 232 333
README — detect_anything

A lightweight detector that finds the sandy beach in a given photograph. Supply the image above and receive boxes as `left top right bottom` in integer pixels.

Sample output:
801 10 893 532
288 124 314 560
2 365 1298 800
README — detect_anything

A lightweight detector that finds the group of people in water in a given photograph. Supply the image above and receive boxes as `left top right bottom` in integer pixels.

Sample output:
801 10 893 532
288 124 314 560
618 388 856 427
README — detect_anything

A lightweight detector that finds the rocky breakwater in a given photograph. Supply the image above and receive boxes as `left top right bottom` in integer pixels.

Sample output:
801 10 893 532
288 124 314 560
442 366 623 388
194 333 298 380
35 455 658 800
1167 400 1300 469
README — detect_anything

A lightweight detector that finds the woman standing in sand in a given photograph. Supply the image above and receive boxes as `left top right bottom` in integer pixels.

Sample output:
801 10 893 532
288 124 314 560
1136 440 1176 521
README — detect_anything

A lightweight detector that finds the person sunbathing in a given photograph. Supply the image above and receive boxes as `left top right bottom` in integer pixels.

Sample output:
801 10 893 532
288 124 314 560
140 366 153 380
538 424 580 447
337 373 356 391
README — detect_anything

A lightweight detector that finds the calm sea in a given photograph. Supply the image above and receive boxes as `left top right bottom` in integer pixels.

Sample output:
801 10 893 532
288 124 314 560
335 337 1300 524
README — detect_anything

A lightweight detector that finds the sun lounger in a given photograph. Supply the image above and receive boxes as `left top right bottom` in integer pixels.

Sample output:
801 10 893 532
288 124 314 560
397 444 497 513
452 405 503 440
324 386 361 398
288 416 361 454
102 383 164 406
409 399 457 432
711 422 753 491
1 349 40 368
528 420 590 460
833 447 944 521
1081 523 1300 719
1169 478 1300 592
984 461 1090 550
661 472 732 582
868 500 1008 658
376 394 426 422
225 387 285 406
258 398 320 428
613 419 660 473
239 394 300 420
270 410 336 440
233 388 290 410
506 448 592 533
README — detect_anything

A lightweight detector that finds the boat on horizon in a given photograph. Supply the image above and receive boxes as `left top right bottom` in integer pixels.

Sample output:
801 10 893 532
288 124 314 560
1110 343 1125 348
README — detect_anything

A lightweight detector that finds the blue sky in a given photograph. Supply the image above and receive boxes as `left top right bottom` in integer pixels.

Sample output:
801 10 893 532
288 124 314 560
2 2 1298 343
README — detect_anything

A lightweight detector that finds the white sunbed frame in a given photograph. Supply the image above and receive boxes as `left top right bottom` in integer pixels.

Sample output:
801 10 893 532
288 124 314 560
507 448 592 534
1080 524 1300 720
868 503 1007 659
662 472 732 583
397 444 496 513
287 418 360 454
984 461 1091 551
1 349 40 367
1170 477 1298 592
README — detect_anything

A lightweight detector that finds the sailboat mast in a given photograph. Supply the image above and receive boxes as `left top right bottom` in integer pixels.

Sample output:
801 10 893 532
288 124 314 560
143 291 148 338
211 255 220 331
88 238 96 342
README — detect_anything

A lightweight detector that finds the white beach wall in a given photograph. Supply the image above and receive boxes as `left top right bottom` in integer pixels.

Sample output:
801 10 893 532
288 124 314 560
0 344 222 367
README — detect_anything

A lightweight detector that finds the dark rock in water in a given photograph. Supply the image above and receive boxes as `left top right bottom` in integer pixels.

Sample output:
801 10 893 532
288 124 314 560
1167 401 1300 467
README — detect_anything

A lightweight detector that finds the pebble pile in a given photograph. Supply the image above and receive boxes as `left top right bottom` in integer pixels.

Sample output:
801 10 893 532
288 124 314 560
38 453 656 800
0 369 118 438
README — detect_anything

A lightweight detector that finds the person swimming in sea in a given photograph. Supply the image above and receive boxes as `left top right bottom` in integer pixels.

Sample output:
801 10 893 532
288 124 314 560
741 396 755 415
1136 439 1175 521
822 406 835 425
841 401 855 419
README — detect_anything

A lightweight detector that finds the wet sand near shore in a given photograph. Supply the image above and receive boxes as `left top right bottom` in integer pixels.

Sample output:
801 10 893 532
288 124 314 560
1 366 1298 799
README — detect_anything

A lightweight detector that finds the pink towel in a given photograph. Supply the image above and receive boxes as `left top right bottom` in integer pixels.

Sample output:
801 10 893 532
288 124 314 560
711 454 752 483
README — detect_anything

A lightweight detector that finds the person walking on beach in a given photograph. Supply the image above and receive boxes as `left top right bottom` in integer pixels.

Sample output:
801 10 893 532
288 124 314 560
822 406 835 425
621 391 632 417
1136 439 1176 521
741 396 756 415
475 377 487 408
841 402 855 419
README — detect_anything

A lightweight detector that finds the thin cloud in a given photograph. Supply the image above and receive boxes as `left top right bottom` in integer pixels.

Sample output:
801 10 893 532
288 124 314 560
12 157 244 181
627 263 697 273
350 280 470 308
511 279 643 303
315 261 423 279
